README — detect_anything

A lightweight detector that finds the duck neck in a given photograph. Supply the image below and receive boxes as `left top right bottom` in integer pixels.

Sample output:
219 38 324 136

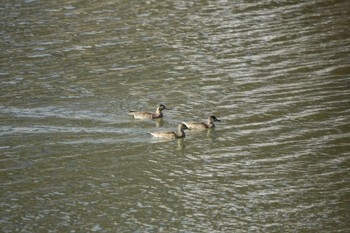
155 108 163 117
207 117 215 128
177 127 186 138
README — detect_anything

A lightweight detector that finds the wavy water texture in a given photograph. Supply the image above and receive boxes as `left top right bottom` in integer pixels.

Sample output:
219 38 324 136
1 0 349 232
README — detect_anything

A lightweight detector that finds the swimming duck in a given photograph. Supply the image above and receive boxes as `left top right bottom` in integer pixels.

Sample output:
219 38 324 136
151 123 190 139
129 104 168 119
182 115 221 129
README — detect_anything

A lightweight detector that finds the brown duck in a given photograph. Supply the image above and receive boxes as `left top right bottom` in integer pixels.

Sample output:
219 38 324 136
182 115 221 129
151 123 190 139
129 104 168 119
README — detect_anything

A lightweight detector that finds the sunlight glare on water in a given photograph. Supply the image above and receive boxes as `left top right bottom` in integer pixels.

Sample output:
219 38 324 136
1 0 349 232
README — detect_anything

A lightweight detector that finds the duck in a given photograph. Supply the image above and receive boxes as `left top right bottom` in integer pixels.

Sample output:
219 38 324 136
151 123 190 139
129 104 168 119
182 115 221 129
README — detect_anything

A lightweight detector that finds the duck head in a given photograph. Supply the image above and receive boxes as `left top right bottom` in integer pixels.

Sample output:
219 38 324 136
210 115 221 122
158 104 168 111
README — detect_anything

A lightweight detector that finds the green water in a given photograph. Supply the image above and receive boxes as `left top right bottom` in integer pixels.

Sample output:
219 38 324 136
1 0 349 232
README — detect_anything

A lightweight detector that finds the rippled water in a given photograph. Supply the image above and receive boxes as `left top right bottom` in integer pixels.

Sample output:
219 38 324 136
1 0 349 232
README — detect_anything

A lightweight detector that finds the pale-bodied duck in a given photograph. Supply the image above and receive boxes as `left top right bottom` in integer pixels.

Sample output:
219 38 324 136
182 115 221 129
151 123 190 139
129 104 168 119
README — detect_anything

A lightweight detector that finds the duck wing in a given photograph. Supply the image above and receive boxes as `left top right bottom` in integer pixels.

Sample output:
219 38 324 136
129 111 154 119
150 131 177 139
182 122 208 129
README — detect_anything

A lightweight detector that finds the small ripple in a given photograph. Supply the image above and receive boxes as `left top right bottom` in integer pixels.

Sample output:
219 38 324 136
0 106 128 124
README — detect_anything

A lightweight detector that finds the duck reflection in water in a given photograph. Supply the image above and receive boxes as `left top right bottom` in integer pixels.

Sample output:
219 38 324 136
155 118 164 128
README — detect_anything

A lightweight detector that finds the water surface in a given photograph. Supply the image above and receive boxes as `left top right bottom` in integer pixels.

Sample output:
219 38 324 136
1 0 349 232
